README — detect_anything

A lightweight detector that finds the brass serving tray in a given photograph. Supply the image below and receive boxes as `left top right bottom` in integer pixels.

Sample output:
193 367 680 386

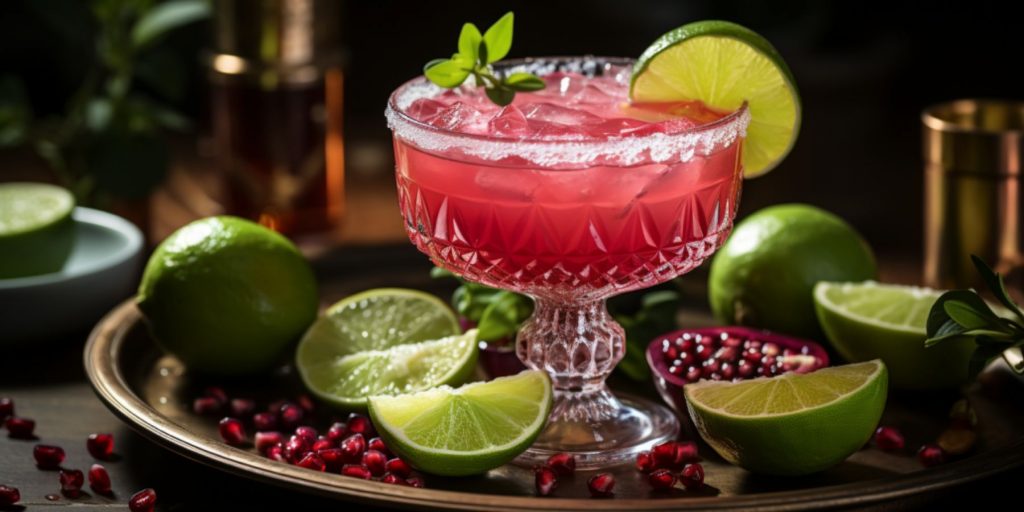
84 248 1024 510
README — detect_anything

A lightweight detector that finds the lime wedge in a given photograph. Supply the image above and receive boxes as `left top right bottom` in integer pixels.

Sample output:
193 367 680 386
0 182 76 279
686 360 887 475
368 370 552 476
296 288 466 408
630 20 800 177
813 281 974 389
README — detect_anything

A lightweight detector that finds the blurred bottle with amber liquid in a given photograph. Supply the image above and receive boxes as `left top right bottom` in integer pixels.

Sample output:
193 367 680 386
206 0 344 235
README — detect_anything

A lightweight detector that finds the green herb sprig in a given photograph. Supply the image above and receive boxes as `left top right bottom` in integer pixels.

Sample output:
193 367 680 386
925 255 1024 379
423 12 545 106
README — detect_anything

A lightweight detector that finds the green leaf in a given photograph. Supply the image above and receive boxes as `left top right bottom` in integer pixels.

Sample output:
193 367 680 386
971 255 1024 322
424 59 471 88
0 75 31 147
430 267 456 280
483 12 514 63
457 23 482 65
486 86 515 106
133 0 210 50
477 292 527 341
944 299 1002 331
505 72 545 92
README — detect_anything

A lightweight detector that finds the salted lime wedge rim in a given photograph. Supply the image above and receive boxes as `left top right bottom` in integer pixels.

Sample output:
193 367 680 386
368 370 553 476
0 182 75 237
295 288 466 408
630 20 801 178
813 281 941 336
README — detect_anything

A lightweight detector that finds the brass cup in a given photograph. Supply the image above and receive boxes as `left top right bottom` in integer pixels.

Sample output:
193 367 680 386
923 100 1024 289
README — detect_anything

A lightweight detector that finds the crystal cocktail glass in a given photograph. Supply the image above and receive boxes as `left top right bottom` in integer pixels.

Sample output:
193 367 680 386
386 57 749 468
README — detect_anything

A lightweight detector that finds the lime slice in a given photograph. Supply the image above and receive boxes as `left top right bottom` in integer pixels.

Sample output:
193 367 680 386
296 288 465 408
630 20 800 177
368 370 552 476
0 182 76 279
813 281 974 389
685 360 887 476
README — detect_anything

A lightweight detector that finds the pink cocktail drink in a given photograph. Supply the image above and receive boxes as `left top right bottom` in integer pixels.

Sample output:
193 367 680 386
387 57 749 468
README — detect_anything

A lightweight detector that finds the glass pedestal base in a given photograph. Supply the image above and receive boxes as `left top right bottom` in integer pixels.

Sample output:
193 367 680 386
513 388 679 469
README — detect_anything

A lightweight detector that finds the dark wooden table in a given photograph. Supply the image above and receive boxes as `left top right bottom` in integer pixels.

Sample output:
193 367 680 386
2 245 1022 511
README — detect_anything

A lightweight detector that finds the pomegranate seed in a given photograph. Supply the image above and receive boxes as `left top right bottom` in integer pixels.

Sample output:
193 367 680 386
87 433 115 460
381 472 407 485
296 394 316 413
647 468 676 490
0 397 13 421
635 450 655 472
203 386 228 404
534 465 558 496
363 449 388 476
266 444 287 462
341 464 373 479
368 437 391 457
385 457 413 477
255 431 284 454
685 367 702 383
5 417 35 439
545 452 576 476
89 464 112 495
285 435 311 462
874 426 905 452
192 396 222 416
406 474 425 488
738 360 755 378
346 413 374 437
229 398 256 418
762 343 780 357
651 441 677 468
253 412 278 431
294 426 319 442
918 444 946 467
587 473 615 497
0 485 19 505
296 453 326 471
673 441 700 466
34 444 66 469
279 403 304 429
129 488 157 512
218 417 246 446
60 468 84 498
311 438 333 452
680 463 704 489
318 448 345 471
340 433 367 463
326 422 348 443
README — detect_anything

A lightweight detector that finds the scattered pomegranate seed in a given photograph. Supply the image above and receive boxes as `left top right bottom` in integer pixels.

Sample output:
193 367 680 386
647 468 677 490
534 465 558 496
59 468 84 498
587 473 615 497
296 394 316 413
545 452 576 476
229 398 256 418
33 444 66 469
218 417 246 446
267 399 287 413
266 444 287 462
385 457 412 477
918 444 946 467
341 464 373 479
296 453 326 471
311 438 333 452
318 448 345 471
406 474 425 488
5 417 35 439
660 331 823 383
381 472 406 485
0 485 20 506
285 435 311 462
326 422 348 443
651 441 677 468
673 441 700 466
279 403 304 430
253 412 278 431
368 437 391 457
203 386 228 405
680 463 704 489
89 464 112 495
874 426 905 452
192 396 223 416
87 433 115 460
636 450 655 472
346 413 374 437
362 450 387 476
129 488 157 512
294 426 319 442
255 431 284 454
0 397 13 421
340 433 367 463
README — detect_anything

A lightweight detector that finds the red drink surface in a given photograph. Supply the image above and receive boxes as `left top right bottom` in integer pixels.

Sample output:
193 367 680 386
389 59 746 301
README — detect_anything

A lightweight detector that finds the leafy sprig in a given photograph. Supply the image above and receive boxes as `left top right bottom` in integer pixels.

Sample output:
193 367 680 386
925 255 1024 379
423 12 544 106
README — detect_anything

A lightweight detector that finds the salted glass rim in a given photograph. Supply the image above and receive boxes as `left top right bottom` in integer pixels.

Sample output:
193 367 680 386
385 56 750 168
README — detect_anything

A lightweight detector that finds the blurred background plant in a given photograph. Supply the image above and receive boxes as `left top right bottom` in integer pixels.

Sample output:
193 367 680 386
0 0 209 207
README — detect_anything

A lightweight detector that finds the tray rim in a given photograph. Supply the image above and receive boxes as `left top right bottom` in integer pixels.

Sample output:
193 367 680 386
85 299 1024 511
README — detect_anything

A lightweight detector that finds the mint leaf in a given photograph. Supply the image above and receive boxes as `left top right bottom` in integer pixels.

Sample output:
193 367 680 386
971 255 1024 322
486 86 515 106
424 58 470 88
483 12 514 63
132 0 210 50
943 299 1002 331
506 72 545 92
458 23 483 65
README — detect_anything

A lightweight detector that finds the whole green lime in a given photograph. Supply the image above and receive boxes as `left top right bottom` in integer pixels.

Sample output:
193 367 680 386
137 216 317 375
708 204 876 339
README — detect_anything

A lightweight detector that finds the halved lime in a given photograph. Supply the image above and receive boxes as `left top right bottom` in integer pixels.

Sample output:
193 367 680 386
814 281 974 389
0 182 75 279
631 20 800 177
368 370 552 476
686 360 887 476
296 288 467 408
